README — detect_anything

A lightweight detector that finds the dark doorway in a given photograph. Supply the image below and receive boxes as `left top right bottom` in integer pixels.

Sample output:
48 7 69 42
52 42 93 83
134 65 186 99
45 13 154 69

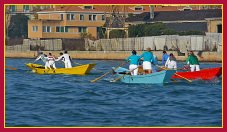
217 24 222 33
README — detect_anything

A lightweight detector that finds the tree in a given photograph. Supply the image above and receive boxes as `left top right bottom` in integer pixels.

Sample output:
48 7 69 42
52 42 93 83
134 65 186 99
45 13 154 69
5 6 12 40
8 14 29 38
109 29 126 38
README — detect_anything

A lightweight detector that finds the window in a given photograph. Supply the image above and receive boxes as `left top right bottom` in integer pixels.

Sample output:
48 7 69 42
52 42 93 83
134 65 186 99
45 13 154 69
67 14 70 20
32 26 38 32
67 14 75 20
43 26 51 32
65 27 69 32
60 27 64 32
61 14 64 20
134 6 143 11
89 15 96 21
42 26 46 32
89 15 92 21
101 15 105 21
47 26 51 32
56 26 69 32
80 14 84 20
71 14 75 20
217 24 222 33
93 15 96 21
56 26 60 32
84 6 93 9
10 5 16 12
23 5 29 12
78 27 87 33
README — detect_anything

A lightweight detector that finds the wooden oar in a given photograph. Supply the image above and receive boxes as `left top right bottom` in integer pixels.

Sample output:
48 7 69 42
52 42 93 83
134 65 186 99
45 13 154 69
6 66 17 70
155 65 192 83
90 62 126 83
112 67 139 82
174 73 192 83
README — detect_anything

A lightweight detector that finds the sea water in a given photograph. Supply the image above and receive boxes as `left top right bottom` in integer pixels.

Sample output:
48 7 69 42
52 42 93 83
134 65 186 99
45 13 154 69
5 58 222 127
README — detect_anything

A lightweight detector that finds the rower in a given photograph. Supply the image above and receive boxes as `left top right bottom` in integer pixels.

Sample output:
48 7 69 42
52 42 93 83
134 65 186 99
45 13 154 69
140 47 154 74
55 51 72 68
186 51 200 72
125 50 140 76
151 54 158 72
34 52 49 69
162 51 169 66
165 53 177 70
47 53 56 69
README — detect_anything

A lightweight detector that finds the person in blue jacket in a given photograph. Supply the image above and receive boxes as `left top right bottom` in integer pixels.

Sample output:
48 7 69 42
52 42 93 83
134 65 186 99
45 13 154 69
162 51 169 66
126 50 141 75
140 47 154 74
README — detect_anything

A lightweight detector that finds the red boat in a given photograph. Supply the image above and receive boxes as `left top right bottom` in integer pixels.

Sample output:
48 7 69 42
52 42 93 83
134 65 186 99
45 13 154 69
172 67 222 80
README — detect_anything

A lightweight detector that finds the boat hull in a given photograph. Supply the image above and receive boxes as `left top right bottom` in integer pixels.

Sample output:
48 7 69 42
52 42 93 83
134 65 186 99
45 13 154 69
172 67 222 80
26 63 96 75
115 70 176 84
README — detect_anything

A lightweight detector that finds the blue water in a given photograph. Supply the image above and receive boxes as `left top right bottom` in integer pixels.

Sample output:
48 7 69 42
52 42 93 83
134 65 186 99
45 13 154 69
5 58 222 127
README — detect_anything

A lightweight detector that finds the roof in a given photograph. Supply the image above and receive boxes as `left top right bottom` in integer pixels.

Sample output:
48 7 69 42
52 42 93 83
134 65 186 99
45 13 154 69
165 22 207 32
126 9 222 22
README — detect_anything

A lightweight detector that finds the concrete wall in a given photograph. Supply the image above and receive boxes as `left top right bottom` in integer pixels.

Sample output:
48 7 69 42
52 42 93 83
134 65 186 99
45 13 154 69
5 51 222 62
85 34 222 53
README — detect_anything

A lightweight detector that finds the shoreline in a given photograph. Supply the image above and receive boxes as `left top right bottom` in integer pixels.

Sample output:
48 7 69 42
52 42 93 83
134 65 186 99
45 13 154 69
6 51 222 62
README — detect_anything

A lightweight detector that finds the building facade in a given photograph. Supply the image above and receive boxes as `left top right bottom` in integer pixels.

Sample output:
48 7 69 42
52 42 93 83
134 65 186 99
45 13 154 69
28 5 152 39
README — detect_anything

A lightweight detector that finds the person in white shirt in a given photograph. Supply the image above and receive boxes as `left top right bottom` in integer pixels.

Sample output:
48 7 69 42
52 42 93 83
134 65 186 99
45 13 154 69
34 52 49 69
47 53 56 69
55 51 72 68
165 53 177 69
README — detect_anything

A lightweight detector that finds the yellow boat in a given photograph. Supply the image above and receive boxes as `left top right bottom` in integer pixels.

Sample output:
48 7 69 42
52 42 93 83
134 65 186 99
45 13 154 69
26 63 96 75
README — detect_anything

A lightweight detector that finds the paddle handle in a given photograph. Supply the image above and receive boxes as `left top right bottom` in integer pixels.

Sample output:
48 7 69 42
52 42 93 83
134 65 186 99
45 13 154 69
90 71 110 82
90 62 127 83
6 66 17 70
174 73 192 83
112 67 138 82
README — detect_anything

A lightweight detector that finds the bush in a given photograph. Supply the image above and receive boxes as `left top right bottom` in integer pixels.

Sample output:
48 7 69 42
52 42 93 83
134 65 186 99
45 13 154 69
178 30 205 36
128 22 205 37
109 29 126 38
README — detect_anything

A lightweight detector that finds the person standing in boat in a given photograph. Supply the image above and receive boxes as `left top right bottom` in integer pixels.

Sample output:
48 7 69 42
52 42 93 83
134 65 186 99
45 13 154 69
47 53 56 69
125 50 141 76
165 53 177 69
55 51 72 68
151 54 158 72
34 52 49 69
140 47 154 74
162 51 169 66
186 51 200 72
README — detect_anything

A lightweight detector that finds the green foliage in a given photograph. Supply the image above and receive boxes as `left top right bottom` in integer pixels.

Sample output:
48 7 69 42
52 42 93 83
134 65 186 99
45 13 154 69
8 14 29 38
97 27 106 39
178 30 205 36
109 29 126 38
144 23 166 36
162 29 178 35
127 13 134 18
128 24 145 37
128 22 205 37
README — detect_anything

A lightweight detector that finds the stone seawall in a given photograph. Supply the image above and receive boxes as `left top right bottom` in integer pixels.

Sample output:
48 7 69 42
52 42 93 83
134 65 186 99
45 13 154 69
5 51 222 62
